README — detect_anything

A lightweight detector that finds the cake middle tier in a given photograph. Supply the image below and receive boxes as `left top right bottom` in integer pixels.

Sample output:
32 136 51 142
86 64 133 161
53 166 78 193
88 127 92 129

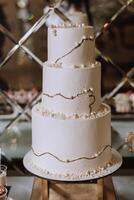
42 62 101 115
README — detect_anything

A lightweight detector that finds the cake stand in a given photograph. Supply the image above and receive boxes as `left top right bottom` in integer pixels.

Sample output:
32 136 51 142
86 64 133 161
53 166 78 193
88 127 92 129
24 148 122 199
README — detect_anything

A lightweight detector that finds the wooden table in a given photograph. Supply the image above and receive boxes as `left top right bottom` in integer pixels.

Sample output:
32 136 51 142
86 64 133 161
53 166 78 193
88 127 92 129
31 176 116 200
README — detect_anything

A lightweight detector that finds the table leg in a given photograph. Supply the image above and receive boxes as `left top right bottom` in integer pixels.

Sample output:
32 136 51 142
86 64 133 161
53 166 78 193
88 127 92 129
103 177 116 200
97 179 104 200
42 179 49 200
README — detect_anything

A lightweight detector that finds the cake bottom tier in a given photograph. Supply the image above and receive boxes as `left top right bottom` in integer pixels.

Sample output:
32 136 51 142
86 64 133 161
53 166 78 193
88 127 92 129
31 103 111 178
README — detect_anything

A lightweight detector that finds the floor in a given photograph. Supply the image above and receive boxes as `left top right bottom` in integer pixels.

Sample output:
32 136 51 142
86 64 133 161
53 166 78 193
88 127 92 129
7 176 34 200
113 176 134 200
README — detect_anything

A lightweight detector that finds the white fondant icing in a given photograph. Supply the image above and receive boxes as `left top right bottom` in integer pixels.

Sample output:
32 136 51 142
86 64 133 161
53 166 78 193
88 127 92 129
48 26 95 67
32 103 111 174
42 62 101 114
45 10 88 27
27 25 115 179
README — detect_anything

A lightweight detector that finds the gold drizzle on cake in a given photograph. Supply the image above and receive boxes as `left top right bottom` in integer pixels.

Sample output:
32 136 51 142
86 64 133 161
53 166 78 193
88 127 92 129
55 35 95 64
32 145 111 163
43 88 95 113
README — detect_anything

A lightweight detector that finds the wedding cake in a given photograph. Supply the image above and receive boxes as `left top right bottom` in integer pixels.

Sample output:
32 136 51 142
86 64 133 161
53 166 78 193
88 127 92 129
31 24 112 179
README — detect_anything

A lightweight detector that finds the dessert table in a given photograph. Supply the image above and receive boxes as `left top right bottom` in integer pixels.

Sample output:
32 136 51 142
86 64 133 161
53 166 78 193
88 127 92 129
5 175 134 200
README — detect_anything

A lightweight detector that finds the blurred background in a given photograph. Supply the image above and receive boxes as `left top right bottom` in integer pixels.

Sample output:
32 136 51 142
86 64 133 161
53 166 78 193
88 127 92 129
0 0 134 181
0 0 134 117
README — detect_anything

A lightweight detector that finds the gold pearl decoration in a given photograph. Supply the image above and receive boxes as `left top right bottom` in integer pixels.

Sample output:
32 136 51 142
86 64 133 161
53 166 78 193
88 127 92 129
89 35 95 41
81 64 85 68
94 153 98 157
82 36 86 40
53 29 57 36
83 89 88 93
75 114 79 119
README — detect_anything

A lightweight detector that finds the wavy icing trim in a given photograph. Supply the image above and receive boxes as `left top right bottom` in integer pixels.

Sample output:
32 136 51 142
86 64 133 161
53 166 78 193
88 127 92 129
50 24 89 29
35 103 109 120
43 88 93 100
32 145 111 163
55 36 95 64
30 155 116 180
43 88 95 113
47 62 98 69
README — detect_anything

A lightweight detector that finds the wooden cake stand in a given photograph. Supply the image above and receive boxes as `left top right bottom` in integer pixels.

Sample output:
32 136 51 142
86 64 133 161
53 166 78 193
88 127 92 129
31 176 116 200
24 149 122 200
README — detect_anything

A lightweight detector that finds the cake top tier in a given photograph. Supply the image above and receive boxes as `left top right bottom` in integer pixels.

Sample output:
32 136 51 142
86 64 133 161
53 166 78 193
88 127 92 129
48 25 95 67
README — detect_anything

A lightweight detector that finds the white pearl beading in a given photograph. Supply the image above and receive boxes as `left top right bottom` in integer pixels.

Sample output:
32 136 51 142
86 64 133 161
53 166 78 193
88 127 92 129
36 104 109 120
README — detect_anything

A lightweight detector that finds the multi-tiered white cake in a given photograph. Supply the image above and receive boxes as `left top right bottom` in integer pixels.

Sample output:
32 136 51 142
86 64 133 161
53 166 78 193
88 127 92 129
31 25 112 179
